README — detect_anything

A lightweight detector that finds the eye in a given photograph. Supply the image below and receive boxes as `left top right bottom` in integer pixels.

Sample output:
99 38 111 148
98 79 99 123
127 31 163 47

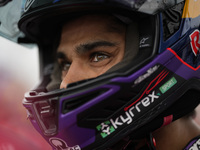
59 61 71 71
62 63 71 71
91 53 110 62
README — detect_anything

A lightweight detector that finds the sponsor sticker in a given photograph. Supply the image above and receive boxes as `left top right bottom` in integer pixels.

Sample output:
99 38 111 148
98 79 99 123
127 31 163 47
96 91 160 138
49 138 81 150
190 29 200 56
96 121 115 138
139 36 151 48
159 77 177 94
134 65 159 85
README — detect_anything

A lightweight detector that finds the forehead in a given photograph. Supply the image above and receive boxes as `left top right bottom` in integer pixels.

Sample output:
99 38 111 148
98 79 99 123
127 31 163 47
57 14 126 53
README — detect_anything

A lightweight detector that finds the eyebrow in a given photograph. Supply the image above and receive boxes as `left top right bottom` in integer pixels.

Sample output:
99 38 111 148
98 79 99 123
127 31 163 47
76 40 118 54
56 51 67 60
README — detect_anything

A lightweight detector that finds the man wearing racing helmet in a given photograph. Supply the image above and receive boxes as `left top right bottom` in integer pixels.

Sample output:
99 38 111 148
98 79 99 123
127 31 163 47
19 0 200 150
56 14 126 90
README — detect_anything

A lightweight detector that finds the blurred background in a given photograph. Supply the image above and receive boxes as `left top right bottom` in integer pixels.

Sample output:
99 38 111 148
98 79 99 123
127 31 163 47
0 0 49 149
0 36 51 149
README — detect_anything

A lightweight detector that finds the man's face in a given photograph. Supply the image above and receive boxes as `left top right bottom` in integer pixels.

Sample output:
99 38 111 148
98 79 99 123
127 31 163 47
57 15 126 89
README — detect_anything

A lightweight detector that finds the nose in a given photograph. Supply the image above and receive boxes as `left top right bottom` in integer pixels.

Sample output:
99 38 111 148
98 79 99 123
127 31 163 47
60 62 91 89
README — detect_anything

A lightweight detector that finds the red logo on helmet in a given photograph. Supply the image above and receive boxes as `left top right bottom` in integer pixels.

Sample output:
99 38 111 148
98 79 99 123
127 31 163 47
190 29 200 56
124 70 169 111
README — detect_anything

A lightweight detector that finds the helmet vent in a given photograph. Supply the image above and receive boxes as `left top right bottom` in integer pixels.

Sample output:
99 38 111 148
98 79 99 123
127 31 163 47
62 90 105 114
82 91 138 122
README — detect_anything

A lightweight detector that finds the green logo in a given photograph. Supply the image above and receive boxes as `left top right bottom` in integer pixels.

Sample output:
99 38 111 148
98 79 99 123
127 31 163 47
96 121 115 138
159 77 177 94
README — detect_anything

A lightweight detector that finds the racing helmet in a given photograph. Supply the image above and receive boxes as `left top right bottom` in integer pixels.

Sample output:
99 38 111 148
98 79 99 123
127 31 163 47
18 0 200 149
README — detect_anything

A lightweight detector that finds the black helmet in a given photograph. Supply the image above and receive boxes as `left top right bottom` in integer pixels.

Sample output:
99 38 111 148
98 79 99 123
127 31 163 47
19 0 200 149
